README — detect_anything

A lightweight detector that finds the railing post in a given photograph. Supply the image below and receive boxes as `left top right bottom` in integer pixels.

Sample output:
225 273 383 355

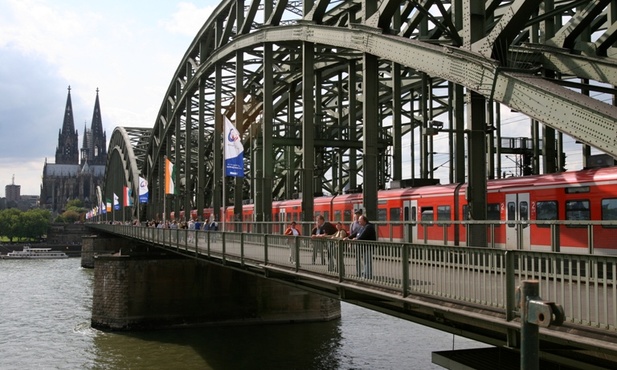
240 233 245 266
222 232 226 265
517 280 565 370
263 234 268 264
550 224 560 253
402 243 410 297
338 239 344 281
587 224 594 254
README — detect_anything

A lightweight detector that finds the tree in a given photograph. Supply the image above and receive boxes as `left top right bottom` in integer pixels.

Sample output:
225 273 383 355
0 208 22 242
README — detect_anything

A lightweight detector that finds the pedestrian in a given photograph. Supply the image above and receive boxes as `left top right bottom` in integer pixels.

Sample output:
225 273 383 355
311 215 336 264
346 215 376 278
284 221 301 263
327 222 348 272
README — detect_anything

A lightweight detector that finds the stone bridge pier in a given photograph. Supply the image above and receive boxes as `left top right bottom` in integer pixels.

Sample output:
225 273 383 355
86 238 340 330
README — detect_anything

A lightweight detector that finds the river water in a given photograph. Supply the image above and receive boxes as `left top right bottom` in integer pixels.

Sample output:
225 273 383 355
0 258 487 369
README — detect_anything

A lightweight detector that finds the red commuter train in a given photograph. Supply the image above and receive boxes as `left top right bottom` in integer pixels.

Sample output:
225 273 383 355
181 166 617 255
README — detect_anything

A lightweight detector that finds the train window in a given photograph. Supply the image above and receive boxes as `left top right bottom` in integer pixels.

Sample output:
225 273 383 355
334 210 341 222
507 202 516 228
323 211 329 221
421 207 434 222
378 208 387 221
487 203 500 220
437 205 451 221
390 207 401 222
536 201 558 228
566 200 590 227
412 206 417 222
344 209 352 222
520 202 529 221
601 198 617 227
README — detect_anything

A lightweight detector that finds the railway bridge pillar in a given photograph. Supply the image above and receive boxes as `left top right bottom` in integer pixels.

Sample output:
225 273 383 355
90 251 341 331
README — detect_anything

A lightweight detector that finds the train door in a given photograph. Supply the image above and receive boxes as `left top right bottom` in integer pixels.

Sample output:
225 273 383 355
403 200 418 243
505 193 530 249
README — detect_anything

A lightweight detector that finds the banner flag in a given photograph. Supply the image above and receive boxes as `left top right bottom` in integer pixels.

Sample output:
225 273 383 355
138 176 149 203
165 157 177 194
106 199 112 213
113 193 120 210
224 116 244 177
123 186 133 207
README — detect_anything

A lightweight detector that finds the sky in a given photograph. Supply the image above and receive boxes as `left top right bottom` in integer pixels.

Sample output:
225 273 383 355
0 0 599 198
0 0 218 197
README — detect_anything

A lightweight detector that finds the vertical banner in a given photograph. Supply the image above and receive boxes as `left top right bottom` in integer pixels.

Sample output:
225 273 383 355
113 193 120 210
224 116 245 177
106 199 112 213
123 186 133 207
165 157 176 194
139 176 149 203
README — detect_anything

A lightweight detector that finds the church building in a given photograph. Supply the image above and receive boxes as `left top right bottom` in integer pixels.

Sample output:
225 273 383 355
40 86 107 214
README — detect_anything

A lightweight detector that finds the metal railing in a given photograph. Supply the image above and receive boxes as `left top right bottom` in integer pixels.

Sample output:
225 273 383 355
91 224 617 333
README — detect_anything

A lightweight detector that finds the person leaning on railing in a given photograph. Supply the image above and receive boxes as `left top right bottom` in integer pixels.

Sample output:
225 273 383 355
345 215 376 278
311 215 337 264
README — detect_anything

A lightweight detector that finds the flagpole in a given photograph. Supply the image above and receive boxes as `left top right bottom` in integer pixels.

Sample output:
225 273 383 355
163 156 167 224
222 114 226 233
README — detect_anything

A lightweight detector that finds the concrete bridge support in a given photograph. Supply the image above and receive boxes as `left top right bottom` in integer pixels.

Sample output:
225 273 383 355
91 254 341 331
81 235 136 268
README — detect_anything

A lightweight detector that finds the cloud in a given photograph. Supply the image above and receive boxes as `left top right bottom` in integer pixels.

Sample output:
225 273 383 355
160 2 216 36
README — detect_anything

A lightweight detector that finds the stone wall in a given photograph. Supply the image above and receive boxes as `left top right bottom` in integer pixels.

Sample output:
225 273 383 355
91 255 341 331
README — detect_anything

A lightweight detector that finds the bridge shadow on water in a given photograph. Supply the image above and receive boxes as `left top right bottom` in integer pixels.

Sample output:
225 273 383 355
92 319 343 370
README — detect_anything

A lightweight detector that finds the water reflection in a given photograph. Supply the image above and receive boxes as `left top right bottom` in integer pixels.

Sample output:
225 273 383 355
93 320 343 370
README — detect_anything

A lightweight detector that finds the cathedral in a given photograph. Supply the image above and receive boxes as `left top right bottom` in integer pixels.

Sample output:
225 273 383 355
40 86 108 214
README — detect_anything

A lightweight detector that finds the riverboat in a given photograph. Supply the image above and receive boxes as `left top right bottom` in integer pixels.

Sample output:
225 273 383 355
1 246 69 259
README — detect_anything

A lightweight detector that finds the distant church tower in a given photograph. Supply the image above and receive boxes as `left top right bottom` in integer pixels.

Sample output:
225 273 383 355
55 86 79 164
81 88 107 165
41 86 108 214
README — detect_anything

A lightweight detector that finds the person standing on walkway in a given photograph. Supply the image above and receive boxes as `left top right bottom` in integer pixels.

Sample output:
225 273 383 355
347 215 376 278
284 221 301 263
327 222 348 272
311 215 336 264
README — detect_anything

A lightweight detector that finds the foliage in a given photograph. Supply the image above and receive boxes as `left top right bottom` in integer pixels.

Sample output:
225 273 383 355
0 208 51 242
59 210 81 223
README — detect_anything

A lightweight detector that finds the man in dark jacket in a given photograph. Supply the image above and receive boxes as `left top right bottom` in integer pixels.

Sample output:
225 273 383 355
347 215 376 278
311 215 336 264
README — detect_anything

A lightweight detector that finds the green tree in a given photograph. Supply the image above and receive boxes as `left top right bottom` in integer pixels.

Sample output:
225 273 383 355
61 210 81 223
22 209 51 240
0 208 22 242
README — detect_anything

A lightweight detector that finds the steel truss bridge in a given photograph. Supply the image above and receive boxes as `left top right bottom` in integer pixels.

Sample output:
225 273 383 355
102 1 617 234
92 223 617 368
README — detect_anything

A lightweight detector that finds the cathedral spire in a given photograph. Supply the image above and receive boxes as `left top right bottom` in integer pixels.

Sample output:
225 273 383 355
55 86 79 164
88 88 107 165
61 85 76 136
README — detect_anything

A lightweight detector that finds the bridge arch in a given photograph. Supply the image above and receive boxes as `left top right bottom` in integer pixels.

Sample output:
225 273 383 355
103 127 152 221
131 1 617 224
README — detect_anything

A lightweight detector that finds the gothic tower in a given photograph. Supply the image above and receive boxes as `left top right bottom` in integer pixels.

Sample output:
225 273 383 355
55 86 79 164
81 88 107 165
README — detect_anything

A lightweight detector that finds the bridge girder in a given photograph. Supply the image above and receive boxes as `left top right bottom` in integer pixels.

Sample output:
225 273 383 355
102 1 617 223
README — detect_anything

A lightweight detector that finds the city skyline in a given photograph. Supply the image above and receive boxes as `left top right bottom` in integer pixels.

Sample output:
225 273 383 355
0 0 217 197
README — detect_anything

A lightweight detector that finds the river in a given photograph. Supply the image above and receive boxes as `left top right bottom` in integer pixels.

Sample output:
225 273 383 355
0 258 486 369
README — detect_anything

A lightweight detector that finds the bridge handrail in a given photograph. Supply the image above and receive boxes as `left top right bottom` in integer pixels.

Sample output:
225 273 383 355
89 224 617 335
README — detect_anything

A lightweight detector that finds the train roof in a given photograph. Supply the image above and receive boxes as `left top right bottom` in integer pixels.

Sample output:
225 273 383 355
486 166 617 192
377 166 617 197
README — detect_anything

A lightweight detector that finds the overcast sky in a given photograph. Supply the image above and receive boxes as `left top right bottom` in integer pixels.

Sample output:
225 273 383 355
0 0 598 198
0 0 217 197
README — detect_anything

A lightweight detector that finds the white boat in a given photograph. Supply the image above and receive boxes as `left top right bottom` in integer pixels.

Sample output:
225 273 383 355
1 246 69 259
